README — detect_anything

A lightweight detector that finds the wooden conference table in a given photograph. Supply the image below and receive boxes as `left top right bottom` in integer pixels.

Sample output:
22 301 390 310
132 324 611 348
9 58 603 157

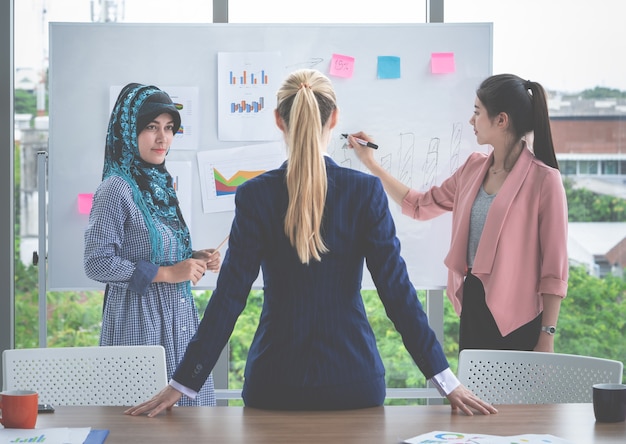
34 403 624 443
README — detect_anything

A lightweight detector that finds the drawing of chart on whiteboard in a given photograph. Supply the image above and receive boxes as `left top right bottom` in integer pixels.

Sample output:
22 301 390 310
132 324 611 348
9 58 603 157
197 142 286 213
218 51 283 141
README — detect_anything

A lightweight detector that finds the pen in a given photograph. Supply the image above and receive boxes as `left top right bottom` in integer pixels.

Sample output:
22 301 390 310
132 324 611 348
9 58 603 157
212 235 229 253
341 133 378 150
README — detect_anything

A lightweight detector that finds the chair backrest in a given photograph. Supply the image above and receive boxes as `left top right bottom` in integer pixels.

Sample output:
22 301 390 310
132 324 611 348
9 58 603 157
2 345 167 406
457 349 624 404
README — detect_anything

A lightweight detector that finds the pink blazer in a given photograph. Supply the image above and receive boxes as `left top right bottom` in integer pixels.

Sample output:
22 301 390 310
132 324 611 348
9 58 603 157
402 148 568 336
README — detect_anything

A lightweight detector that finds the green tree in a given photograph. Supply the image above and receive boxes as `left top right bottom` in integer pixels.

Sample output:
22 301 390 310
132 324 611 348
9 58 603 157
14 89 37 117
14 261 39 348
46 290 103 347
578 86 626 100
558 266 626 363
564 178 626 222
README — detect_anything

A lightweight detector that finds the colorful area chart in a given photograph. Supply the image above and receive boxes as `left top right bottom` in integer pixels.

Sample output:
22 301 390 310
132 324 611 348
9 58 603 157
214 168 265 196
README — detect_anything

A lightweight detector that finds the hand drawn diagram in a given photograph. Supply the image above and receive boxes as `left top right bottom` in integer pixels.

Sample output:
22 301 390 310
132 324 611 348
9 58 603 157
449 122 463 175
421 137 439 191
397 132 415 188
285 57 325 71
328 137 353 169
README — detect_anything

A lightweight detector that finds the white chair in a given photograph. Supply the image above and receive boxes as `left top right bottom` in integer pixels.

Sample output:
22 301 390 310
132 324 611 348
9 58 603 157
457 349 624 404
2 345 167 406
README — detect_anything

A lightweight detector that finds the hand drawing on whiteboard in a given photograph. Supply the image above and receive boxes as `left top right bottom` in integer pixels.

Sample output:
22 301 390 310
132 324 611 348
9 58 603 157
197 143 287 213
217 51 283 142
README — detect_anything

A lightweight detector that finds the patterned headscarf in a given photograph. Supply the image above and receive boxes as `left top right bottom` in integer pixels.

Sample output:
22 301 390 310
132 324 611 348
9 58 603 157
103 83 192 269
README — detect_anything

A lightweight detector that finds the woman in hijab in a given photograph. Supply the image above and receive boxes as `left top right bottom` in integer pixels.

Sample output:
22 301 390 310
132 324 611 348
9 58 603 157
84 83 220 406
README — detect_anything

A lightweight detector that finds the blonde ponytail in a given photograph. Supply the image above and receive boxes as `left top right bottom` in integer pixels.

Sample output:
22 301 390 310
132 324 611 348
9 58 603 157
276 70 337 264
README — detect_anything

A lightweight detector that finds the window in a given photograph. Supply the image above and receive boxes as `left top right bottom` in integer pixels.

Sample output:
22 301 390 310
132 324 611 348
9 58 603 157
12 0 626 402
561 160 577 176
602 160 619 175
579 160 598 175
229 0 427 23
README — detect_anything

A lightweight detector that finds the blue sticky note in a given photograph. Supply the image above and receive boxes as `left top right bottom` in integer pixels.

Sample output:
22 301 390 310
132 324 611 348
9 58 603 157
377 56 401 79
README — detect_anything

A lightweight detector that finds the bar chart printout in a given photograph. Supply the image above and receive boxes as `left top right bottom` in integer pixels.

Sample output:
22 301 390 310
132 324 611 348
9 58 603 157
0 427 92 443
197 142 286 213
218 51 282 141
229 69 269 85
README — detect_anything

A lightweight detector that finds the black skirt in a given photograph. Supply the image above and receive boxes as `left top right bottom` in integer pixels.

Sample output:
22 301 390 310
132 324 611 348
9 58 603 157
459 271 541 351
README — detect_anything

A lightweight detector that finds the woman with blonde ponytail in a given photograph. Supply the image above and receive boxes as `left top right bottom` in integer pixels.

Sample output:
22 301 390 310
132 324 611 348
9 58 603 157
126 70 497 416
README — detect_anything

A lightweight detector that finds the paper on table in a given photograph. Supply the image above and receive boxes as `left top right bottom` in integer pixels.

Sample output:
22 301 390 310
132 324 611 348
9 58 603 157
83 429 109 444
403 430 574 444
0 427 91 444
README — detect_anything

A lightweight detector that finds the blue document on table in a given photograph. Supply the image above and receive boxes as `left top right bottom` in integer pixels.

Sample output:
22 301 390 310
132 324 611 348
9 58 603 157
84 429 109 444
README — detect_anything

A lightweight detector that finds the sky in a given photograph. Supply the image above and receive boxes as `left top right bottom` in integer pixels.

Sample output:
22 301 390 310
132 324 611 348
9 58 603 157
14 0 626 93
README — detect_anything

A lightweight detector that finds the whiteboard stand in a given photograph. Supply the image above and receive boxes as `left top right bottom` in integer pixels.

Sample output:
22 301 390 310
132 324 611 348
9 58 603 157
425 288 444 405
37 150 48 348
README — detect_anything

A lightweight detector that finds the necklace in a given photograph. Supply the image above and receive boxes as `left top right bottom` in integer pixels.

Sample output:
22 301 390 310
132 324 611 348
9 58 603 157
490 166 505 174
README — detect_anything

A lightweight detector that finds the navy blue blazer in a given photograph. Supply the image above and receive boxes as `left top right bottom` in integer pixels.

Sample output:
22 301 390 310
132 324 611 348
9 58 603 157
173 156 449 408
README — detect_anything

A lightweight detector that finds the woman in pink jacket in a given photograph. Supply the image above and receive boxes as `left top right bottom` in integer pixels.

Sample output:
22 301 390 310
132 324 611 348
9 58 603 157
348 74 568 353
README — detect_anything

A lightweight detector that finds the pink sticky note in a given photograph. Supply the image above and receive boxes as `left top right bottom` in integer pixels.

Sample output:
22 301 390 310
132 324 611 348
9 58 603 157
431 52 455 74
78 193 94 214
329 54 355 78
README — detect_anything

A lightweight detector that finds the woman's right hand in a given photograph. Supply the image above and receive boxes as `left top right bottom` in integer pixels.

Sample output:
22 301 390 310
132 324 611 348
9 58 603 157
346 131 377 168
446 385 498 416
155 258 207 285
345 130 410 206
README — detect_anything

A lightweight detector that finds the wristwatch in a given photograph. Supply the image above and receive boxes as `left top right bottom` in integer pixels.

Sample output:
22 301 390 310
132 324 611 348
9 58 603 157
541 325 557 335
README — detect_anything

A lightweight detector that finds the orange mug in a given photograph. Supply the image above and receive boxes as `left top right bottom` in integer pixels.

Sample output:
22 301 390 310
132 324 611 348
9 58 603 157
0 390 38 429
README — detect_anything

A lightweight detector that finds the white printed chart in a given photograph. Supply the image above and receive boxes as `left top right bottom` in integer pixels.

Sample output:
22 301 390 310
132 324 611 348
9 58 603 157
403 431 573 444
197 142 286 213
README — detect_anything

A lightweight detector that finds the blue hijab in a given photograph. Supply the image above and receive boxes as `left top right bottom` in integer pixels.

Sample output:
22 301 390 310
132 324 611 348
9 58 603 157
103 83 191 271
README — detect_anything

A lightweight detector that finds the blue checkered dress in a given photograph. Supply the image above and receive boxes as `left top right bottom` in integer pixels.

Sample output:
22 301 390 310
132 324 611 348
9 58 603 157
84 176 215 406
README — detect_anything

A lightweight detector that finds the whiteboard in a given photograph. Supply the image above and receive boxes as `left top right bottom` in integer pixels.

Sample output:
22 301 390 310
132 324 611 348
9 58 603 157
47 22 492 291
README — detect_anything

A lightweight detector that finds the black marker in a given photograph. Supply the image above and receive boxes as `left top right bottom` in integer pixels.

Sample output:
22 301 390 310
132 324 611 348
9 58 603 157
341 133 378 150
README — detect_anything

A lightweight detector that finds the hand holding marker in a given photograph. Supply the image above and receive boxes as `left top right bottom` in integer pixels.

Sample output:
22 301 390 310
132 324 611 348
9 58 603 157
341 133 378 150
204 235 229 275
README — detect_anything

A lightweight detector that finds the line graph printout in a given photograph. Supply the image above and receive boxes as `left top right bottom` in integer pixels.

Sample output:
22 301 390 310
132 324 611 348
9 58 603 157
218 51 283 141
197 142 286 213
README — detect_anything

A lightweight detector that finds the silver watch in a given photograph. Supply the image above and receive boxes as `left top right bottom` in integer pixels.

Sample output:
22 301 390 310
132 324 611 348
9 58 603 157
541 325 557 335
